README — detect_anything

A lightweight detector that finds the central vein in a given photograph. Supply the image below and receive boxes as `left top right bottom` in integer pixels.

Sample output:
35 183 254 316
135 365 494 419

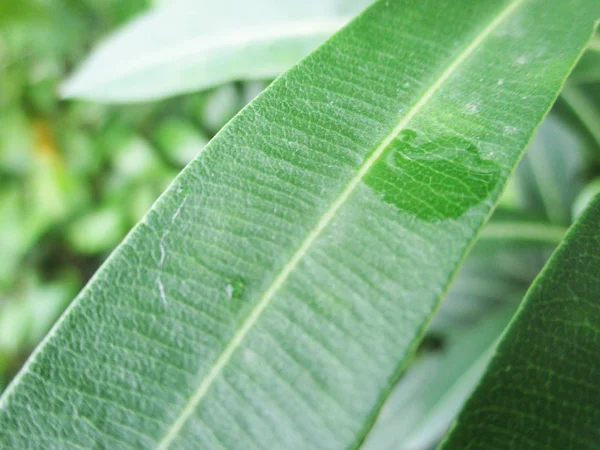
156 0 525 447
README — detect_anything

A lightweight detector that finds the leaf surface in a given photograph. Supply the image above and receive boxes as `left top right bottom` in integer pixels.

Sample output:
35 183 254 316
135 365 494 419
440 194 600 449
2 1 599 449
61 0 371 102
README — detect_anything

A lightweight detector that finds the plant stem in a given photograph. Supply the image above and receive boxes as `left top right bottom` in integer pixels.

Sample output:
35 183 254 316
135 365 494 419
480 221 568 245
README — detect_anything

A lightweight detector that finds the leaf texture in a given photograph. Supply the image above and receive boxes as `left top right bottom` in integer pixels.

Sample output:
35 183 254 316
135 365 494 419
440 194 600 449
2 0 599 449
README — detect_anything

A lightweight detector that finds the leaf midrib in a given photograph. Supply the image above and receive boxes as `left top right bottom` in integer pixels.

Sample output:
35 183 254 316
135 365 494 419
156 0 526 447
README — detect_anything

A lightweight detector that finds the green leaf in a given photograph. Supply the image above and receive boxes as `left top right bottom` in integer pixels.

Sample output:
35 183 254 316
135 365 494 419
0 272 80 355
60 0 371 102
66 206 127 255
153 119 209 167
2 1 599 448
440 194 600 449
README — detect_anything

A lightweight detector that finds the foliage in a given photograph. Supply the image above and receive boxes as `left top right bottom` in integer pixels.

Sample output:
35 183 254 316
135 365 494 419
0 0 600 448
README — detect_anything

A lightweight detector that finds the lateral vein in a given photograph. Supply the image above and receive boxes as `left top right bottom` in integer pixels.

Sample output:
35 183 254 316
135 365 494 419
155 0 526 447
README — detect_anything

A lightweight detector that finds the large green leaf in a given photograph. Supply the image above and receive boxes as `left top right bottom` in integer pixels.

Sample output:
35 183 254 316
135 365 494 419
61 0 371 102
2 0 599 448
441 194 600 449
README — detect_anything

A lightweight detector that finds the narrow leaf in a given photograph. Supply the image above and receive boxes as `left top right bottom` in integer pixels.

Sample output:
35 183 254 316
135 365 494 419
2 1 599 449
441 194 600 449
61 0 370 102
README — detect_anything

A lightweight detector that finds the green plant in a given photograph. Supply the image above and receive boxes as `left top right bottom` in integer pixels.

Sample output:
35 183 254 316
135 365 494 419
1 0 600 448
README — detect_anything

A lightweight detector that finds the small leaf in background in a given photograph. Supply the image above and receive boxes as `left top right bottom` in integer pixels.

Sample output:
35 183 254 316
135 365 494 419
153 119 209 166
561 83 600 154
66 206 127 255
60 0 372 102
28 121 89 225
0 271 79 364
0 110 35 174
60 129 102 176
111 135 164 179
0 188 28 289
441 194 600 449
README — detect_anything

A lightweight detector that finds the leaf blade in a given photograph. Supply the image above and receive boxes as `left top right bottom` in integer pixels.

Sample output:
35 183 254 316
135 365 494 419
156 2 538 444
